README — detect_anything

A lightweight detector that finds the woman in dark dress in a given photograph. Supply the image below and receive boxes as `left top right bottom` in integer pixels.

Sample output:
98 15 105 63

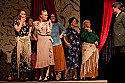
64 17 80 80
8 9 32 81
26 17 38 80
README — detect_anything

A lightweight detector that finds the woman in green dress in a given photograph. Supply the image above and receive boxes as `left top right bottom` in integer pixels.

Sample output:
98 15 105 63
80 19 99 80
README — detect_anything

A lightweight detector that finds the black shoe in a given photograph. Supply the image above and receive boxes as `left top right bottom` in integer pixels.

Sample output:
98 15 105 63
62 77 67 81
38 77 44 82
72 77 77 80
38 78 43 82
80 77 85 80
42 76 49 82
51 78 56 81
85 77 92 80
19 77 26 82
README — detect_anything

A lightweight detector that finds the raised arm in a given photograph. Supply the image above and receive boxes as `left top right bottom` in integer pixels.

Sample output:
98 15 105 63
13 17 26 32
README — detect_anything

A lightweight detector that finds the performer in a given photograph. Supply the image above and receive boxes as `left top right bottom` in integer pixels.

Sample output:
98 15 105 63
63 17 80 80
108 2 125 83
34 10 55 82
80 19 99 80
50 13 67 80
9 9 32 81
26 17 38 80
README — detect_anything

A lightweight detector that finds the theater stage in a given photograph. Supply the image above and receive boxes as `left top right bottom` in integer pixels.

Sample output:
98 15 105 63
0 80 107 83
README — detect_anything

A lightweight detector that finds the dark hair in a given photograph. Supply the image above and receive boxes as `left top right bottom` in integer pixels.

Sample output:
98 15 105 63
26 17 33 23
68 17 78 25
18 9 26 15
50 13 58 23
112 2 124 10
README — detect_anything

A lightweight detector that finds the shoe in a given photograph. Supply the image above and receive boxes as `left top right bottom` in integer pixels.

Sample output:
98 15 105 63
42 76 49 82
19 77 26 82
62 77 67 81
55 74 60 81
72 76 77 80
84 77 92 80
7 75 12 82
80 77 85 80
38 77 43 82
38 75 44 82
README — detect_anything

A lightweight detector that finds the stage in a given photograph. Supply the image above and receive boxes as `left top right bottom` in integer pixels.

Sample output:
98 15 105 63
0 80 107 83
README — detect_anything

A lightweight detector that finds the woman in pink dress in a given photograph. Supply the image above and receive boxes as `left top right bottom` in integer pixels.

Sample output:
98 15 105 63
34 10 54 82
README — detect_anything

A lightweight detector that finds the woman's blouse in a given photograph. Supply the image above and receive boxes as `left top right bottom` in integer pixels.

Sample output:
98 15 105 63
80 28 99 44
51 22 66 46
12 20 29 37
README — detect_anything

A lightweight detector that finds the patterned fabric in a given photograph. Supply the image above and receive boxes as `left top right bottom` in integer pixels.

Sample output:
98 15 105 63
80 42 99 79
35 22 55 68
16 36 31 67
80 28 99 44
10 20 32 80
12 20 29 37
66 27 80 69
11 45 32 79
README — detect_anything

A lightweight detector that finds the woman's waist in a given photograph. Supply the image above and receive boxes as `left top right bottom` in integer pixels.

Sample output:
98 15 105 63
16 36 30 42
16 34 28 37
37 33 51 36
82 42 95 45
52 40 62 46
16 36 29 38
52 38 62 42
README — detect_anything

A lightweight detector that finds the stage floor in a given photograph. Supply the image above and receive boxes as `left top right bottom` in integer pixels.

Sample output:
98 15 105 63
0 80 107 83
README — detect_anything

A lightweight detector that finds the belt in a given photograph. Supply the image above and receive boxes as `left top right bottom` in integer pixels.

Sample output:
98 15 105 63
38 33 51 36
40 35 51 36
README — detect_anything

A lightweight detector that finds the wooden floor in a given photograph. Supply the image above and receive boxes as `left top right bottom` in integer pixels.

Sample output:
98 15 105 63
0 80 107 83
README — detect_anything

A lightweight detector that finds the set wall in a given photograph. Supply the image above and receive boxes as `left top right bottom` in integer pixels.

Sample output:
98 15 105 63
54 0 80 28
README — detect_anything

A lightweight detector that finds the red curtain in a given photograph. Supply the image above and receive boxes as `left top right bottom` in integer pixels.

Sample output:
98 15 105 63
98 0 116 52
30 0 57 21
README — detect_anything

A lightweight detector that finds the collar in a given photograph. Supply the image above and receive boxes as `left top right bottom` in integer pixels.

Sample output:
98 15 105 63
116 12 122 17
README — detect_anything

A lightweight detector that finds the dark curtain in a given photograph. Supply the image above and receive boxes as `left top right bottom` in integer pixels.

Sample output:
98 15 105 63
44 0 57 17
80 0 103 37
98 14 115 79
30 0 57 21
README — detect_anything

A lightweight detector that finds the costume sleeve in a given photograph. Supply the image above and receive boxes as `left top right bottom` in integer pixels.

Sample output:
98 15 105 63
121 12 125 29
12 20 18 27
58 22 66 35
80 28 88 42
92 30 100 43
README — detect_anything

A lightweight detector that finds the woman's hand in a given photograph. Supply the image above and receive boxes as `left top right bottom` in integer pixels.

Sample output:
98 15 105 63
85 27 92 32
95 41 98 46
59 34 63 38
33 21 39 28
34 37 38 41
67 43 72 48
